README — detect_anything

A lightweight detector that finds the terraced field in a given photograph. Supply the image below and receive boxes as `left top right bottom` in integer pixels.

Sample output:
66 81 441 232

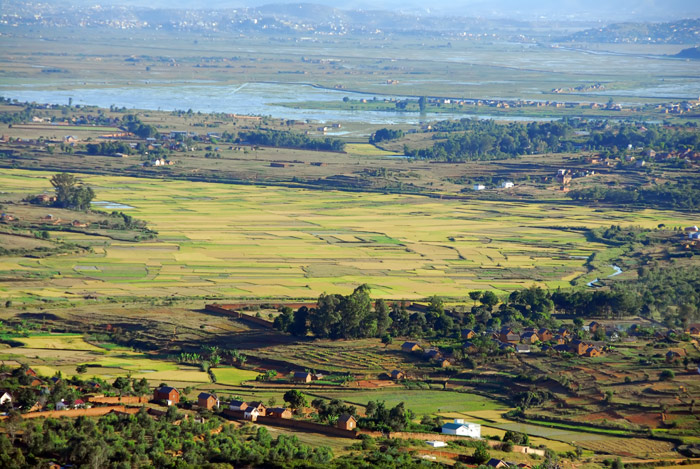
0 169 690 301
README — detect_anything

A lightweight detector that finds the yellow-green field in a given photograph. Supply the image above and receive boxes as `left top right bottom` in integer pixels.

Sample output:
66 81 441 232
0 169 691 300
0 333 253 386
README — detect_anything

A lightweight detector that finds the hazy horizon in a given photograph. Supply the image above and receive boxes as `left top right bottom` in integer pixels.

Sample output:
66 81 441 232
60 0 700 22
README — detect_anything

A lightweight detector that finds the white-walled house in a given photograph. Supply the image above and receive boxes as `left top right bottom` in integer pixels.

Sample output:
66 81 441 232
441 419 481 438
0 391 12 406
474 184 486 191
501 181 514 188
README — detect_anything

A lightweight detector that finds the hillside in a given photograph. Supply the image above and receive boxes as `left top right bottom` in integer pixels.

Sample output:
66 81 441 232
562 18 700 44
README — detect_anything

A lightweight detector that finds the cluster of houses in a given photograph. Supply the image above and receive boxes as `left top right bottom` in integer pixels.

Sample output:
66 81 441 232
1 207 91 229
555 168 596 186
0 367 104 413
473 181 514 191
467 324 608 356
655 99 700 115
400 341 452 368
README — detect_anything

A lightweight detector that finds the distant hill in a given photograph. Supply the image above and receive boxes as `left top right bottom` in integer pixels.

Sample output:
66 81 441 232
561 18 700 44
675 46 700 59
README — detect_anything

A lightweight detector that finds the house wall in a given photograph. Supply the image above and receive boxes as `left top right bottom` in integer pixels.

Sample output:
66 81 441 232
1 405 140 420
88 396 150 405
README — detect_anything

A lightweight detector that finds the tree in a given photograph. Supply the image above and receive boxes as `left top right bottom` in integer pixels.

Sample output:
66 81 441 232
50 173 95 210
418 96 427 112
469 291 482 306
473 442 490 464
283 390 307 413
76 364 88 374
480 291 499 309
660 369 675 381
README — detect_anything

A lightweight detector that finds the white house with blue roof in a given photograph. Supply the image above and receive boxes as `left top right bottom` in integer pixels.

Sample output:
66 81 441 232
441 419 481 438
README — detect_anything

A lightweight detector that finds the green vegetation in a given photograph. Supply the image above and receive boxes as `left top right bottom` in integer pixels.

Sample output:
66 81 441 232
235 130 345 152
568 181 700 211
50 173 95 211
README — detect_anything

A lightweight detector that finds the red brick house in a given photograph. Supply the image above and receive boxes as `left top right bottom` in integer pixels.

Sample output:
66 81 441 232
538 328 553 342
267 407 293 419
292 371 312 383
337 413 356 430
197 392 219 410
154 386 180 405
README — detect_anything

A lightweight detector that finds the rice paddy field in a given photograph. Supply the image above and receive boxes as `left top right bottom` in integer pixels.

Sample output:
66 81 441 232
0 333 255 387
0 169 692 301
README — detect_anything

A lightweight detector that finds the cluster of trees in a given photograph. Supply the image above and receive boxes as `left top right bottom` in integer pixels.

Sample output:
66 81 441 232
310 398 356 424
405 118 700 162
357 400 415 432
50 173 95 210
276 262 699 343
234 130 345 152
406 119 578 161
567 182 700 211
121 114 159 139
0 409 335 468
85 141 133 156
274 285 392 339
370 128 404 144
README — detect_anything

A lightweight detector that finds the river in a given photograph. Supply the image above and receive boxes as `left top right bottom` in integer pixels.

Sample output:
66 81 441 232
0 81 556 125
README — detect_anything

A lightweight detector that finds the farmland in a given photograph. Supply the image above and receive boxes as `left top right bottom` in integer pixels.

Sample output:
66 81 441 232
0 169 691 302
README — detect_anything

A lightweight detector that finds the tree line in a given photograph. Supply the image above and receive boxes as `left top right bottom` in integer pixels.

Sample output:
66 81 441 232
274 264 700 341
404 118 700 162
567 181 700 211
231 130 345 152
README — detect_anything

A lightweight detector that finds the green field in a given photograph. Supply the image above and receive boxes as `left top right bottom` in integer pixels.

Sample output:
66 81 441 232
0 169 691 301
314 389 507 415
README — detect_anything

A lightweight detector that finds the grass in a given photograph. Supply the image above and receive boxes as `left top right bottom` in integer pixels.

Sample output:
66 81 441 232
210 367 260 385
313 389 507 415
0 169 691 302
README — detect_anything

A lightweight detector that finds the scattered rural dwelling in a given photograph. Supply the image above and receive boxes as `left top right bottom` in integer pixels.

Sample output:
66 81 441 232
515 344 531 354
463 341 477 353
685 324 700 336
520 332 540 344
666 348 687 363
247 401 267 416
499 328 520 344
426 440 448 448
244 406 260 421
0 391 12 406
538 328 553 341
25 368 38 377
441 419 481 438
73 399 86 409
0 213 15 221
270 162 293 168
589 321 604 333
439 359 452 368
473 184 486 191
462 329 476 340
267 407 292 419
154 386 180 406
401 341 422 353
312 373 324 381
390 369 405 380
557 327 571 338
487 458 509 469
500 181 514 188
229 400 248 411
56 400 69 411
71 220 89 228
197 392 219 410
337 413 357 430
292 371 313 383
569 340 589 355
684 226 699 232
584 346 601 357
424 349 442 360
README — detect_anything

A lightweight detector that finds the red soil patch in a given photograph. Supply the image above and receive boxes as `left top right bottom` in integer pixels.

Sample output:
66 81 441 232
623 412 662 428
354 380 395 389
